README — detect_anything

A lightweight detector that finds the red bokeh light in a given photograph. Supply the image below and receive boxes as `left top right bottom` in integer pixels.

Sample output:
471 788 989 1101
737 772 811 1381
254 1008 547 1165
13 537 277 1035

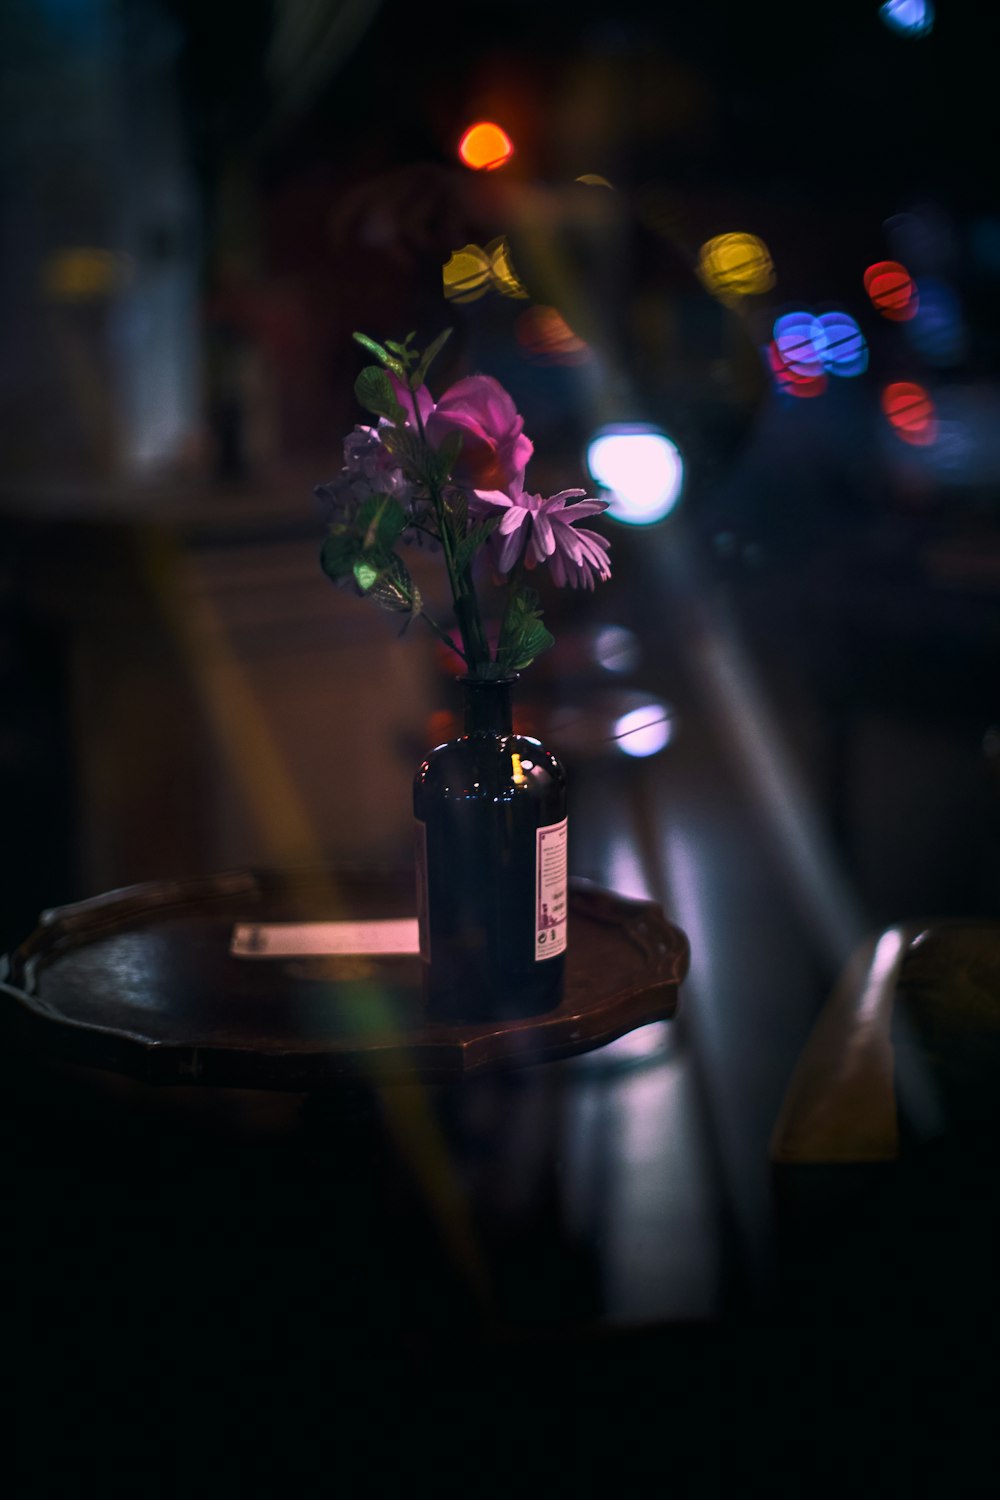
767 341 827 398
864 260 918 322
881 380 937 444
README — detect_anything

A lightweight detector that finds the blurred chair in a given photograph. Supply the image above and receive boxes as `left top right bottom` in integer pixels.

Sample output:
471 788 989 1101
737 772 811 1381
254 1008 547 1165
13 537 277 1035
770 918 1000 1330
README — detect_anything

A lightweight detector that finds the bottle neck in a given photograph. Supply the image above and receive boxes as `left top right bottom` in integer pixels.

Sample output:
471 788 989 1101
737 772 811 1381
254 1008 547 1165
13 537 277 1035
460 677 515 737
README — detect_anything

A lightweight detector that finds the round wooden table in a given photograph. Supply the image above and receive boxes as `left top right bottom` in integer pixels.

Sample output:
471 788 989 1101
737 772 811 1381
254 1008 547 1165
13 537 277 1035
1 865 689 1088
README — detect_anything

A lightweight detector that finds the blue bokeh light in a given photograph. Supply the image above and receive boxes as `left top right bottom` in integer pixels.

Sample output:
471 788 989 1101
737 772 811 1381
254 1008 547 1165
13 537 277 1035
773 312 827 376
817 312 869 377
905 279 966 366
880 0 935 37
586 426 685 526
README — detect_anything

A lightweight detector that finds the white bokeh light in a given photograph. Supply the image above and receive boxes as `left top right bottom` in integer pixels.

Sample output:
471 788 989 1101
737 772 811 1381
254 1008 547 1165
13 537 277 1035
613 703 674 758
593 624 641 674
586 426 684 525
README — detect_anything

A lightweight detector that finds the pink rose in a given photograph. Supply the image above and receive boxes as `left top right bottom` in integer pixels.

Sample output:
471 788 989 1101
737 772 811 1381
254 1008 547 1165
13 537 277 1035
388 378 434 429
388 371 533 494
427 375 533 493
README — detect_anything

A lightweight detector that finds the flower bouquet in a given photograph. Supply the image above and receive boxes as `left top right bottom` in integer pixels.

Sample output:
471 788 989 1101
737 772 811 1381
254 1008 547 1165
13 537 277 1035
318 329 612 1019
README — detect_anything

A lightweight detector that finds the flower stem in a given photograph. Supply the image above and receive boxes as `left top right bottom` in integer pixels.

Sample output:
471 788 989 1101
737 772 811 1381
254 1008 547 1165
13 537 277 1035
419 608 468 663
407 387 491 674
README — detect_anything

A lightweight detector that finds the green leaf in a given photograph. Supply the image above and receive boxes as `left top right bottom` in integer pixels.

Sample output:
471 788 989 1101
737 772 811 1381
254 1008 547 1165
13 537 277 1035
366 554 421 615
428 430 463 487
357 494 407 553
380 425 428 480
385 336 417 369
320 532 359 581
506 619 554 672
353 557 379 592
352 332 405 377
411 327 452 390
453 516 499 575
354 366 405 422
444 486 468 538
497 583 554 672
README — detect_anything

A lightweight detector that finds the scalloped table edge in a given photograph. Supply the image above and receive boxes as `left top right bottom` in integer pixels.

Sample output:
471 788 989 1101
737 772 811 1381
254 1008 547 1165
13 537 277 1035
2 869 690 1087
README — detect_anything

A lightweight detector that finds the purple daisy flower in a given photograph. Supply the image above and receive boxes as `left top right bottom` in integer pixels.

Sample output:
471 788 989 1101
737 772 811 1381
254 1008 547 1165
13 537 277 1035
471 485 612 590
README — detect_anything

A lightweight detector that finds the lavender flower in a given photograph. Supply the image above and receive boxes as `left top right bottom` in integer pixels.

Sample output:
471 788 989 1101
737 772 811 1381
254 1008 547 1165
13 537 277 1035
471 485 613 590
316 422 413 526
343 423 413 502
314 472 367 527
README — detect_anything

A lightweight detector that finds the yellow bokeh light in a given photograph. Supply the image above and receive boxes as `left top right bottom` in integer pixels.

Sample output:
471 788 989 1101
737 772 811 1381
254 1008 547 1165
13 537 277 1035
40 248 131 302
442 244 492 303
457 121 514 171
487 237 529 299
442 237 530 303
576 173 615 189
697 232 775 298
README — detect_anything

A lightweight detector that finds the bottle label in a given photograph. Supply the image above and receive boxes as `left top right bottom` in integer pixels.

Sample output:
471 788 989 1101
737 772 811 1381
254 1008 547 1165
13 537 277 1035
414 818 430 962
535 817 568 961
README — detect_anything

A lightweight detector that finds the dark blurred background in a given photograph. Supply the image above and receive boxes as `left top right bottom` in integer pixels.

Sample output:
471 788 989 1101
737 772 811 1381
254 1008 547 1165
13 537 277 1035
2 0 999 1337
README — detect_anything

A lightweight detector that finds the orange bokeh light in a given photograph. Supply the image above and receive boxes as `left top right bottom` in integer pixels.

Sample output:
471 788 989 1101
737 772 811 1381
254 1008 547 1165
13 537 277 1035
516 305 589 363
864 260 918 321
882 380 937 444
458 121 514 171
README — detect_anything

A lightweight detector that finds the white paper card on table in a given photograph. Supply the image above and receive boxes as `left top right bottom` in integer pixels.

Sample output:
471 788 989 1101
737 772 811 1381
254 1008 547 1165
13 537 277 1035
230 919 420 958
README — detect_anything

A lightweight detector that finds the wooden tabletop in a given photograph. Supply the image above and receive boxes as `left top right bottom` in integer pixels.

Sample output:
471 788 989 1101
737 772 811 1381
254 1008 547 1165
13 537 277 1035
1 866 689 1088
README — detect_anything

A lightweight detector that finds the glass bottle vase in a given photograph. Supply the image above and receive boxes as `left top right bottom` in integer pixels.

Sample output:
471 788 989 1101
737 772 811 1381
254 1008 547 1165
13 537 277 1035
413 676 568 1022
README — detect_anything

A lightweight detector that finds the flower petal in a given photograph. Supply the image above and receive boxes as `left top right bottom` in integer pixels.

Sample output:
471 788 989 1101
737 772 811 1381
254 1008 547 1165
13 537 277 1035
470 488 514 514
530 509 557 559
495 513 528 572
428 376 534 493
538 488 589 506
498 505 526 534
435 374 517 429
549 497 610 522
388 375 434 425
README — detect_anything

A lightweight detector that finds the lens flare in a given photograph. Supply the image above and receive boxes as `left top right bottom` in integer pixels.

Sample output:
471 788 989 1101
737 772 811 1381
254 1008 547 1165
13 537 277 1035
882 380 937 445
458 121 514 171
586 427 684 525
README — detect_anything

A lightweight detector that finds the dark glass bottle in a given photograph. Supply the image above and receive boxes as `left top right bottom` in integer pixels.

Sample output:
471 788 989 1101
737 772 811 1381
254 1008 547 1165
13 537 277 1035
413 676 568 1022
